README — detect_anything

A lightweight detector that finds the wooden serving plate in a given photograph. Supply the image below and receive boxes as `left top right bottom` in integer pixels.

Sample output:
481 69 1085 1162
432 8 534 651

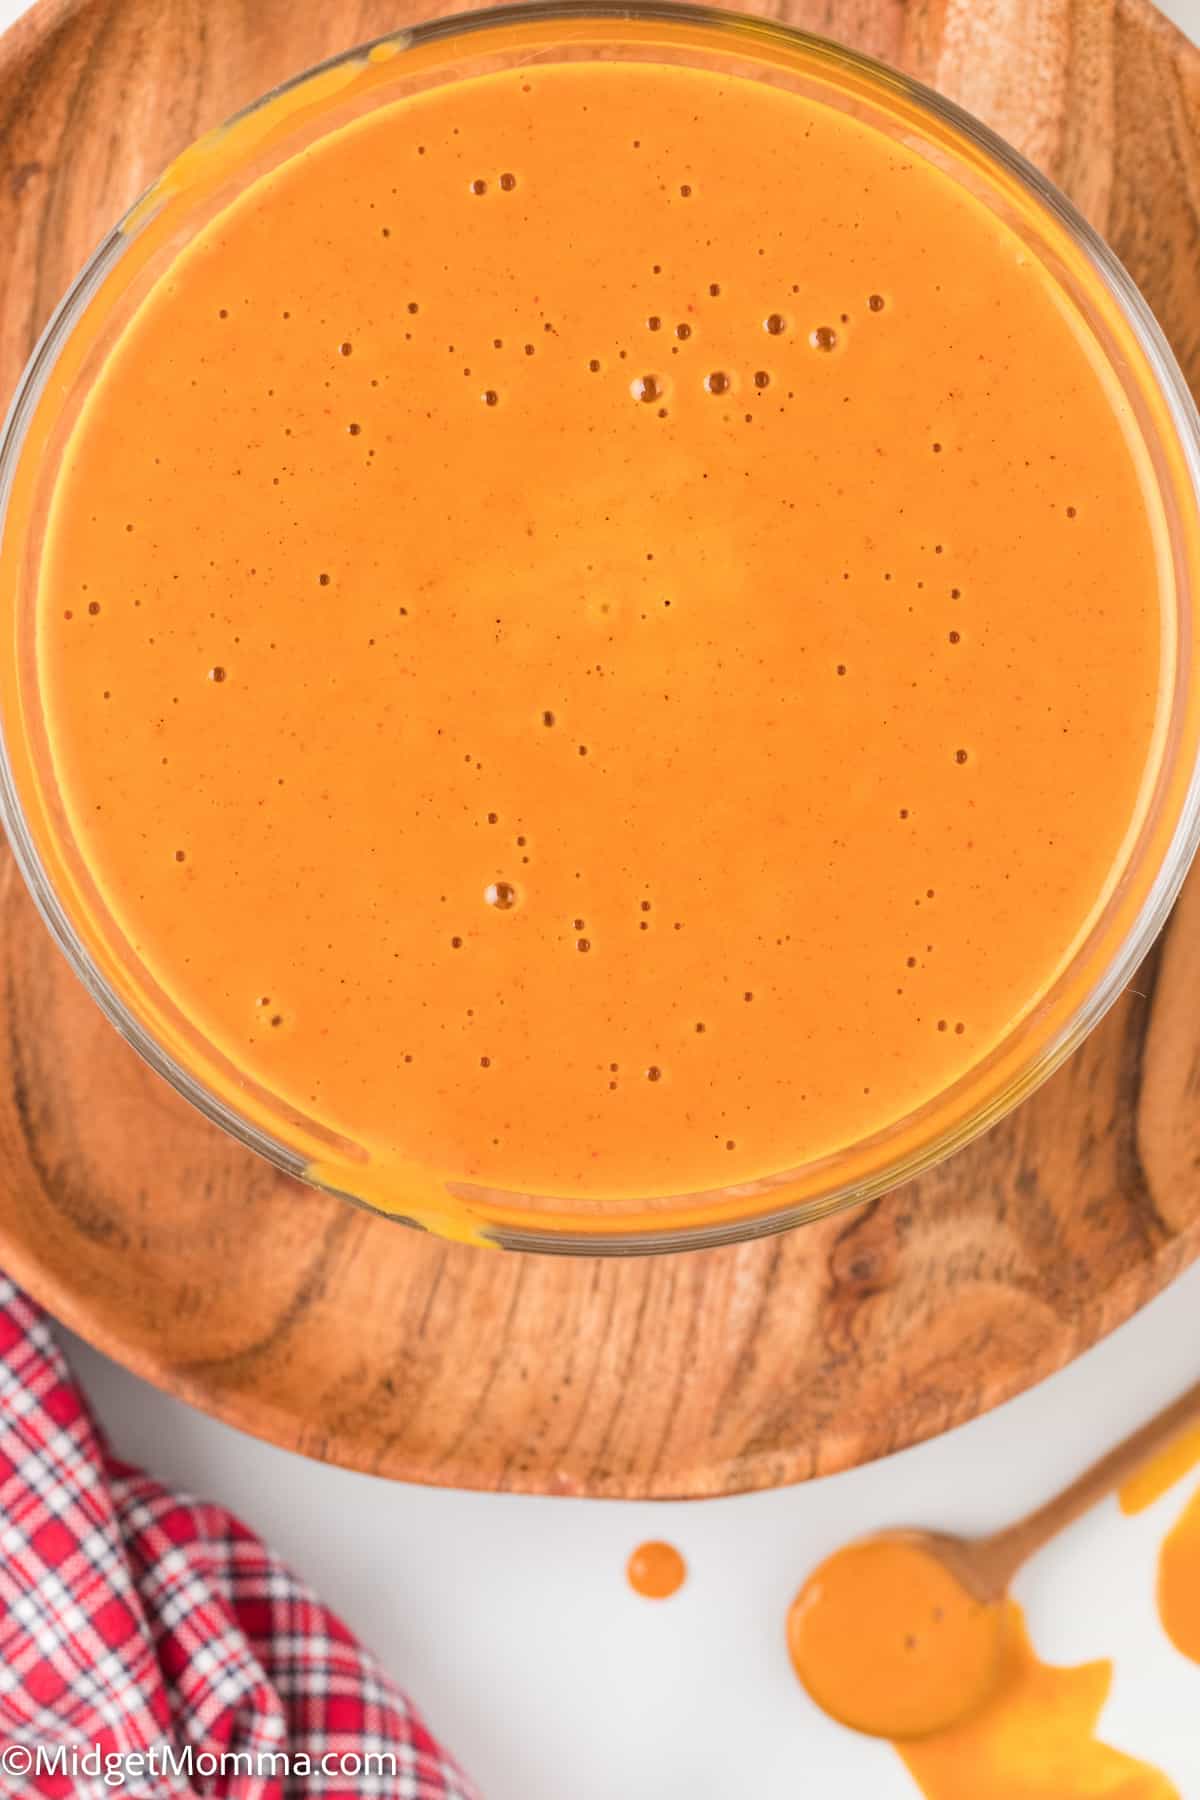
1 0 1198 1498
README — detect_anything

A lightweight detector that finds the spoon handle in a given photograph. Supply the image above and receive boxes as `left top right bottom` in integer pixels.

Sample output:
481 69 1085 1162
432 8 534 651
978 1375 1200 1591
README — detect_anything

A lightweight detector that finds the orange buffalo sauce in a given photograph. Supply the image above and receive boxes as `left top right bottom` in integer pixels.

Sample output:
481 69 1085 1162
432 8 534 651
786 1538 1006 1739
627 1541 687 1600
789 1539 1178 1797
32 45 1165 1224
1121 1427 1200 1669
895 1608 1177 1800
1120 1427 1200 1518
1155 1488 1200 1667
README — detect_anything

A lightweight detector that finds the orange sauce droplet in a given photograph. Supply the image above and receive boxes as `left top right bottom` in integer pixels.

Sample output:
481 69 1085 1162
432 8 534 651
627 1540 686 1599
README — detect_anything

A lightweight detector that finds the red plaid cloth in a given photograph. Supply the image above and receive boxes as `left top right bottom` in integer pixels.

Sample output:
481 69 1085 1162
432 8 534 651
0 1276 480 1798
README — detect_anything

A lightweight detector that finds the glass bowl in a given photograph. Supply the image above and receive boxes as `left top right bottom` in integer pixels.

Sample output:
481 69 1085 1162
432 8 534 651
1 3 1198 1254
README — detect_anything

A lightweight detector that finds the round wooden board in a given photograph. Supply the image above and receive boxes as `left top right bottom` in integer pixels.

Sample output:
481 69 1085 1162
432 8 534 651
1 0 1199 1499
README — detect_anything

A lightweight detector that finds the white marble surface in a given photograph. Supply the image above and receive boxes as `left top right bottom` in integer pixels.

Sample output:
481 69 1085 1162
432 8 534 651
3 0 1200 1794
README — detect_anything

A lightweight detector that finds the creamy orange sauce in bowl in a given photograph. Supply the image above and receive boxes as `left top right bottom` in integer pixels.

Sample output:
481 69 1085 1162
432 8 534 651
2 7 1199 1249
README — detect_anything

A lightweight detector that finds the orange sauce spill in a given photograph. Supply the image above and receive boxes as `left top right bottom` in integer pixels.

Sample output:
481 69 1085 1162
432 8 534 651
1119 1419 1200 1669
1120 1426 1200 1516
627 1540 686 1599
1155 1486 1200 1665
1121 1427 1200 1669
897 1607 1178 1800
789 1538 1178 1797
32 47 1164 1223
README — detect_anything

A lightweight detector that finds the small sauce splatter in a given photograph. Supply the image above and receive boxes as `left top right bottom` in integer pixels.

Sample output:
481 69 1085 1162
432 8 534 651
1121 1423 1200 1669
1155 1485 1200 1664
627 1540 686 1599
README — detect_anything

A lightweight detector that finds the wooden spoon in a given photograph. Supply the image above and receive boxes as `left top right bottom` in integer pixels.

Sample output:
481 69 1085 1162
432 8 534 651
788 1378 1200 1739
899 1375 1200 1603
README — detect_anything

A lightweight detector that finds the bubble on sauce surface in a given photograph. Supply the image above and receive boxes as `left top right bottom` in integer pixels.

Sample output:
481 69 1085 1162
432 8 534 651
810 325 838 351
704 370 731 396
631 373 663 404
485 881 517 910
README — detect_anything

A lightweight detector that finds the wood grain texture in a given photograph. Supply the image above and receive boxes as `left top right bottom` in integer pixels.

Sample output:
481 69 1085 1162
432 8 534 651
0 0 1198 1497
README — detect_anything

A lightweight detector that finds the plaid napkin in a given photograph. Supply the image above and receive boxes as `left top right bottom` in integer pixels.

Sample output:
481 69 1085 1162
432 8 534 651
0 1276 480 1798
